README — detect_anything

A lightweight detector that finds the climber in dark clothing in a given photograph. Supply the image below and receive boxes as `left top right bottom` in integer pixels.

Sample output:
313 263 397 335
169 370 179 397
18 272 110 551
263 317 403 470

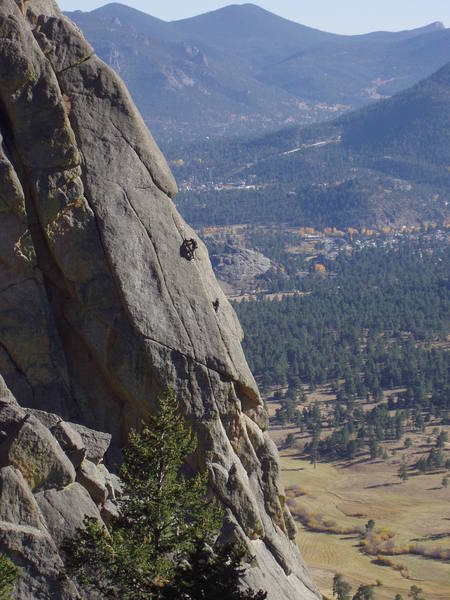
213 298 220 312
180 238 198 261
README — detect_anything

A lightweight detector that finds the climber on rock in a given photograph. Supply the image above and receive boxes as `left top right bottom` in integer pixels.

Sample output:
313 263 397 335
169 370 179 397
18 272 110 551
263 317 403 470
180 238 198 261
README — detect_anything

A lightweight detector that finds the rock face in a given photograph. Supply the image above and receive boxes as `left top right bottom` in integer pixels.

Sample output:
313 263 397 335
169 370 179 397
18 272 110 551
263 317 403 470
0 376 109 600
210 243 273 292
0 2 320 599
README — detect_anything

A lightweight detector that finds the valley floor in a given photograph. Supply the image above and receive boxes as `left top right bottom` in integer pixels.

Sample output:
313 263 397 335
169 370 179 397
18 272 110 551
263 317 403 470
274 440 450 599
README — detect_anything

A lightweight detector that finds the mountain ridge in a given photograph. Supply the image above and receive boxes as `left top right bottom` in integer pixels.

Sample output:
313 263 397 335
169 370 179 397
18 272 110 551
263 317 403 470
86 3 446 39
67 3 450 144
171 61 450 229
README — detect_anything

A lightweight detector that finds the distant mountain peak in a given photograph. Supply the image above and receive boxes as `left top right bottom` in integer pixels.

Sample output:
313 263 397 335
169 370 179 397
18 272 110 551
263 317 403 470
429 21 445 29
219 3 265 9
67 3 450 144
412 21 446 34
218 3 281 14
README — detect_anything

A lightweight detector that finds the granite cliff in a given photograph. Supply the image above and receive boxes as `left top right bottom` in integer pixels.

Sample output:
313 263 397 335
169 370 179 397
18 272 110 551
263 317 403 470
0 2 320 598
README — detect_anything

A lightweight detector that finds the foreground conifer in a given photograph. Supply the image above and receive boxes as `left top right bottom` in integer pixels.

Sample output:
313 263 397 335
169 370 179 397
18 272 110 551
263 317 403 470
0 553 19 600
64 389 266 599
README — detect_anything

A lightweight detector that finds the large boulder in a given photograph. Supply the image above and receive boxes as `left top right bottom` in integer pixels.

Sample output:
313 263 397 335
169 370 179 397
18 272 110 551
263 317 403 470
0 415 76 492
0 374 27 440
0 521 79 600
67 423 111 465
25 409 62 430
0 385 115 598
0 1 320 598
0 399 26 439
35 483 103 547
51 421 86 468
210 243 273 290
76 459 108 504
0 466 47 530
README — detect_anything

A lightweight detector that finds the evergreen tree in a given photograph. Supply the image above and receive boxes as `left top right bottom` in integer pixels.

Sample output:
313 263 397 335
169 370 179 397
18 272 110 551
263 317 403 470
408 585 425 600
310 427 321 468
369 436 379 460
436 431 448 448
285 433 295 448
162 539 266 600
365 520 375 532
352 584 375 600
0 553 19 600
64 389 266 599
398 458 409 483
333 573 352 600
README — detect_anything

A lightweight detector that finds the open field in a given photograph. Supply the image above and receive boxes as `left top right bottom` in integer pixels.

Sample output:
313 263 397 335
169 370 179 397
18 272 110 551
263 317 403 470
264 385 450 599
277 449 450 599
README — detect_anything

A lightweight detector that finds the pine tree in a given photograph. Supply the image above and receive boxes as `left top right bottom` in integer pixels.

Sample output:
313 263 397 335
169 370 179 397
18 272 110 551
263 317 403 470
162 539 266 600
310 427 320 469
352 584 375 600
398 458 409 483
64 389 266 599
0 553 19 600
369 436 378 460
408 585 425 600
333 573 352 600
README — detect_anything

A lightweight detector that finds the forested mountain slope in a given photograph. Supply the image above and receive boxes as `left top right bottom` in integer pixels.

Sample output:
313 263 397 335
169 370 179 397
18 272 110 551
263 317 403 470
172 63 450 229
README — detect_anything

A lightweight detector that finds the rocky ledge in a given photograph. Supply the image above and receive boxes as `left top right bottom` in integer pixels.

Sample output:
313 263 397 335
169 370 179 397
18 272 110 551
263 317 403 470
0 1 320 598
0 375 119 598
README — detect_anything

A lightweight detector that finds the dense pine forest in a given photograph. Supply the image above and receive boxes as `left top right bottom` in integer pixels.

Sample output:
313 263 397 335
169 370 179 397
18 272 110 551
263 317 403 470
234 238 449 437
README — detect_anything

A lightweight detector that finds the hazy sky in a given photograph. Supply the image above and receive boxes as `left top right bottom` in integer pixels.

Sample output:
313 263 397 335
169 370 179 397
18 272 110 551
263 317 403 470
58 0 450 34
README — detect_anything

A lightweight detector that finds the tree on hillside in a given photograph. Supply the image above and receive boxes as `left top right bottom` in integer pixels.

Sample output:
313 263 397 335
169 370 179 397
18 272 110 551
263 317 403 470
369 436 379 460
64 389 266 599
0 553 19 600
295 410 303 430
333 573 352 600
398 458 409 483
408 585 425 600
436 431 448 448
162 538 266 600
352 584 375 600
285 433 295 448
310 427 321 469
365 520 375 533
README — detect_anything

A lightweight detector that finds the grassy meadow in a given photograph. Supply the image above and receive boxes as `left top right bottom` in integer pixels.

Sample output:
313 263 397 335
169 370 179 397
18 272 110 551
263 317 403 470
266 391 450 599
